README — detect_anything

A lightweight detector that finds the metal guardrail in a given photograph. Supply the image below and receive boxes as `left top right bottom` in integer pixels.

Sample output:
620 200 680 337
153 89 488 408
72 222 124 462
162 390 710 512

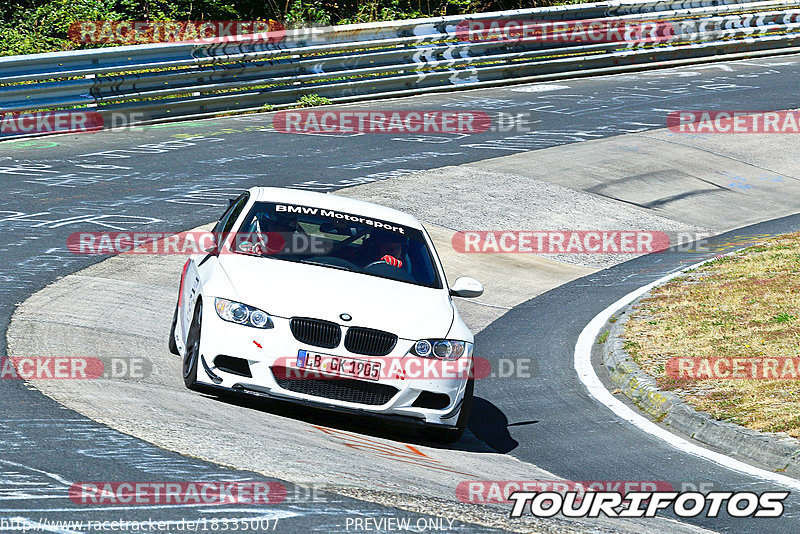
2 0 800 135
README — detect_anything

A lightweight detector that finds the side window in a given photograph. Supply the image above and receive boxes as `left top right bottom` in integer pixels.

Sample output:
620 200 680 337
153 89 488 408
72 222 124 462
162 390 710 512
212 193 249 254
212 202 235 235
213 193 249 235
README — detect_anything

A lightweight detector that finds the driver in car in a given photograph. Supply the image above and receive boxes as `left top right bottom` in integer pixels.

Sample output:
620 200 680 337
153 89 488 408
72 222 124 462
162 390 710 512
377 240 403 268
364 230 405 268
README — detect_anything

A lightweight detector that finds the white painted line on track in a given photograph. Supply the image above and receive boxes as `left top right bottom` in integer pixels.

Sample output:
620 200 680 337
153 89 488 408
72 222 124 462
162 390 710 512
573 255 800 491
509 84 570 93
0 460 72 487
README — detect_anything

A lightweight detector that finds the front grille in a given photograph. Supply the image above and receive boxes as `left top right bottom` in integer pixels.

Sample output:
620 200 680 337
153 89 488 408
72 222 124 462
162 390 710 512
272 368 398 405
290 317 341 349
344 327 397 356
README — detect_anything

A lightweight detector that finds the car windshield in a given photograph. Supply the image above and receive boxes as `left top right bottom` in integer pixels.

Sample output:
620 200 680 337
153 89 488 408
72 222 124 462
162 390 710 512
231 201 442 288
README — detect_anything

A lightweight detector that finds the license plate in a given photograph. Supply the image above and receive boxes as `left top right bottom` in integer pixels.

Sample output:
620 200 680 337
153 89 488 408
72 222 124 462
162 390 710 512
295 350 381 381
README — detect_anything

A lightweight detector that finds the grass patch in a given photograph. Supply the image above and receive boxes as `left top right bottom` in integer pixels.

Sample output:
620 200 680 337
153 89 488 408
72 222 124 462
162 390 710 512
597 331 609 344
295 94 332 108
771 312 797 324
624 232 800 439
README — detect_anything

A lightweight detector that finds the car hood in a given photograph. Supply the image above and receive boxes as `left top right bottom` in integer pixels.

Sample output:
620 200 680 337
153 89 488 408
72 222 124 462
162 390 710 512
218 254 454 339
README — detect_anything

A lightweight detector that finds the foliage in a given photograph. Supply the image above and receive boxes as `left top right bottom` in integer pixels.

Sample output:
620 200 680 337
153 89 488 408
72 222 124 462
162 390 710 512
1 0 580 56
295 94 332 107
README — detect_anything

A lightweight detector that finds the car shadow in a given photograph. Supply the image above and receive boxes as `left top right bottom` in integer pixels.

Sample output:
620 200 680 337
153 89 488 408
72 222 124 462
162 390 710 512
203 390 518 453
463 397 520 453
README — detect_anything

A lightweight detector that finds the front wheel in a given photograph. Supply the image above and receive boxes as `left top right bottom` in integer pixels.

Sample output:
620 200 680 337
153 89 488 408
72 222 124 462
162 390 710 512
183 301 202 391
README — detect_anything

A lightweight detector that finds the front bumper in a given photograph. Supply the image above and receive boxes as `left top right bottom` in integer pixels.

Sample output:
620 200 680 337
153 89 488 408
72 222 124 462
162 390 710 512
195 309 470 427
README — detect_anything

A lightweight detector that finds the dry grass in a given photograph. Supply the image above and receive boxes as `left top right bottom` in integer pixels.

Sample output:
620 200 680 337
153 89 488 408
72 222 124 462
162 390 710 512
625 231 800 438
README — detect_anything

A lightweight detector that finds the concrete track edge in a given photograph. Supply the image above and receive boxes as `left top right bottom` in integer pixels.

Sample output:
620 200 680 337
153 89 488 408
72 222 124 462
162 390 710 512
574 255 800 492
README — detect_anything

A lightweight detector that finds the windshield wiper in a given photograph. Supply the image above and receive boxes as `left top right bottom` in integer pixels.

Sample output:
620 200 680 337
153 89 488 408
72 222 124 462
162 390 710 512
298 259 354 272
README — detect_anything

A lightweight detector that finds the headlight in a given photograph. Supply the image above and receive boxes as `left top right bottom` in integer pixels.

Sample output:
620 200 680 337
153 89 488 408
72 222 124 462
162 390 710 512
414 340 432 357
214 298 272 329
411 339 471 360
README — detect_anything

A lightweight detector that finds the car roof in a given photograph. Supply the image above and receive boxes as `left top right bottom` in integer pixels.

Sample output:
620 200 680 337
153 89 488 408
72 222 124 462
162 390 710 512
247 187 423 229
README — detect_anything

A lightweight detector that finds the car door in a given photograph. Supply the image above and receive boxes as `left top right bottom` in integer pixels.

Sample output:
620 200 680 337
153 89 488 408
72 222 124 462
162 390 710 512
178 192 251 347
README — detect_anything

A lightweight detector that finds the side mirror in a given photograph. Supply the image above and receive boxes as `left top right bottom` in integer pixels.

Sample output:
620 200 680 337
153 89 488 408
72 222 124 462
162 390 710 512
449 276 484 298
204 232 220 256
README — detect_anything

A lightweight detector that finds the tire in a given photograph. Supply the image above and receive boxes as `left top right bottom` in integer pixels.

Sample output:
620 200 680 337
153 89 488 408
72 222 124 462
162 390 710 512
168 304 179 356
183 300 203 391
424 378 474 444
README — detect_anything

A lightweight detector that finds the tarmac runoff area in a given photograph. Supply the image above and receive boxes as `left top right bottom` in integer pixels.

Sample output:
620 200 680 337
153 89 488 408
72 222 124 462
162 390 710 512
8 125 800 532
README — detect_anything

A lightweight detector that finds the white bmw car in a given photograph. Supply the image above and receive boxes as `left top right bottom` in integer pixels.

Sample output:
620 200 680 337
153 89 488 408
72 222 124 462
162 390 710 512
169 187 484 442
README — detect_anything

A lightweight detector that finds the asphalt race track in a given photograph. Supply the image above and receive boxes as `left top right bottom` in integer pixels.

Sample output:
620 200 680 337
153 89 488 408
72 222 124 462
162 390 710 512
477 215 800 533
2 55 800 532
